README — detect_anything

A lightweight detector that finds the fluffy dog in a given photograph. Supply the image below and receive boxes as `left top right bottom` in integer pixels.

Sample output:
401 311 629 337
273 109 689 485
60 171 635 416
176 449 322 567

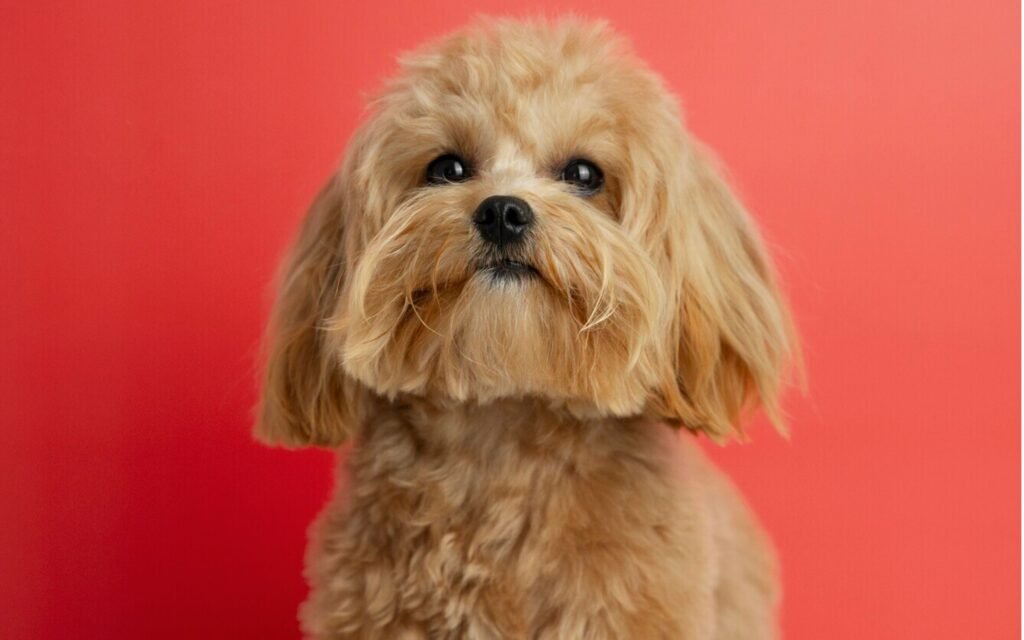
257 17 795 639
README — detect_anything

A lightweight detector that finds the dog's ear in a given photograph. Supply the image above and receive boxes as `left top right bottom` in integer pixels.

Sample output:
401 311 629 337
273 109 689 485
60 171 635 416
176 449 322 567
255 175 364 448
653 142 796 441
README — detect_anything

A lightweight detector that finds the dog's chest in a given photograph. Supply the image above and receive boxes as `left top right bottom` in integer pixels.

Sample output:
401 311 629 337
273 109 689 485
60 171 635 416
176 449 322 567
305 413 704 639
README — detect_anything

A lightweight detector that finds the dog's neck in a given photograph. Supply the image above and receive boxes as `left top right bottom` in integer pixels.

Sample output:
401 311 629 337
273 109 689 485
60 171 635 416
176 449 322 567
351 397 676 500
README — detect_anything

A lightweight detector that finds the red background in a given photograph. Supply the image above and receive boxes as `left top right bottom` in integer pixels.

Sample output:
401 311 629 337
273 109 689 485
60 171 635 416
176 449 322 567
2 1 1019 638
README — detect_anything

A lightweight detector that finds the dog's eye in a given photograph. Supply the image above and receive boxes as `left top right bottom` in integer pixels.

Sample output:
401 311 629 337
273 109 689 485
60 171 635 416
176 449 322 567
426 154 472 185
558 158 604 195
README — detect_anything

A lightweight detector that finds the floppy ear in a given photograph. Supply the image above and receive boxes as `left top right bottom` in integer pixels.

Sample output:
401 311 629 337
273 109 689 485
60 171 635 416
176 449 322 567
255 175 364 448
655 142 796 441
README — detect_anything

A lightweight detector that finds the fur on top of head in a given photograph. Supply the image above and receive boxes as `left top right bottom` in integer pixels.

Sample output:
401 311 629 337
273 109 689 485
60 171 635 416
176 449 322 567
257 17 796 447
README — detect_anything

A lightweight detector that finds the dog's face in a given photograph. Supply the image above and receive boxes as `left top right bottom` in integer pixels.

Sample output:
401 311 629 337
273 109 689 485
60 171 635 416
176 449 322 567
258 20 794 447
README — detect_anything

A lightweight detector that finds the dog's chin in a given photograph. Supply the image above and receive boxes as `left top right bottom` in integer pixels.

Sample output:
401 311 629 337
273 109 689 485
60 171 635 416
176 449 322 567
340 274 659 418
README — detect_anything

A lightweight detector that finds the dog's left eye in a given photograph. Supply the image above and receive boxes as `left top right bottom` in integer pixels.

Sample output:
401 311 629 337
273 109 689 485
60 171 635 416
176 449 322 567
559 158 604 195
426 154 472 185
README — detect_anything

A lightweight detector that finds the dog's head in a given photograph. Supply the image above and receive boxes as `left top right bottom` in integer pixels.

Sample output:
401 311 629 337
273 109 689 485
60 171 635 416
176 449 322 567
257 19 795 447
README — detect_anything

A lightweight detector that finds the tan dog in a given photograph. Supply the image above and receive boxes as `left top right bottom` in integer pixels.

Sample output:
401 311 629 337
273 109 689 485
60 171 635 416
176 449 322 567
257 17 796 639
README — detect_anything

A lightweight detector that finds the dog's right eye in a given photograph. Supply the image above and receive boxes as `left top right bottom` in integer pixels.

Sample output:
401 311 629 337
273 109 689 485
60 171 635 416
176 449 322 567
426 154 472 185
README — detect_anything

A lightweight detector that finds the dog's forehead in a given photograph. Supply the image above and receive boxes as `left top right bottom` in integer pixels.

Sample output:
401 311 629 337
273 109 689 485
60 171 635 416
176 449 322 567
475 82 619 166
389 25 652 164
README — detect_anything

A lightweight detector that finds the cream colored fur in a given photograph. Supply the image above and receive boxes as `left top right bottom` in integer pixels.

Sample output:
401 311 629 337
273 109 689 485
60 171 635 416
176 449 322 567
257 17 795 639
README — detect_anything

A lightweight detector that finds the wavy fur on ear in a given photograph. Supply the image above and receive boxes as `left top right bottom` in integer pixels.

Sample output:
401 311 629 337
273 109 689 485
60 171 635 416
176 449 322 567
256 176 365 447
659 142 796 440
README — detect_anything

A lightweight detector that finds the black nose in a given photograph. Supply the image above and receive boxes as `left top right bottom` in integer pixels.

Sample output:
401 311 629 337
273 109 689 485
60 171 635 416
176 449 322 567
473 195 534 247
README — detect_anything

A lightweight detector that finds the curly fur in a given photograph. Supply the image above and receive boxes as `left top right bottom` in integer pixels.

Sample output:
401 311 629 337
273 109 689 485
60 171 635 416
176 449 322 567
257 17 795 639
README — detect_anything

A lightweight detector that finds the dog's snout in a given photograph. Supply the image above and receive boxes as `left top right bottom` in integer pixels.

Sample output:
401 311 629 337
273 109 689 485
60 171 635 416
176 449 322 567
473 196 534 247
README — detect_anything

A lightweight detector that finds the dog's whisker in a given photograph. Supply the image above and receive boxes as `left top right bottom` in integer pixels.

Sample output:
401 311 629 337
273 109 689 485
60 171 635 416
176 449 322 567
580 301 618 333
403 290 444 339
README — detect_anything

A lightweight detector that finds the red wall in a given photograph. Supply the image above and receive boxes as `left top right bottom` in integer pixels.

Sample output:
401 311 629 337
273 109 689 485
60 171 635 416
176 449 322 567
2 1 1019 638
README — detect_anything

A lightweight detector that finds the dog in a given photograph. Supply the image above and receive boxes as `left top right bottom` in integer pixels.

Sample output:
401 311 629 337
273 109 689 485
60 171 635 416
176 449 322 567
257 17 796 639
